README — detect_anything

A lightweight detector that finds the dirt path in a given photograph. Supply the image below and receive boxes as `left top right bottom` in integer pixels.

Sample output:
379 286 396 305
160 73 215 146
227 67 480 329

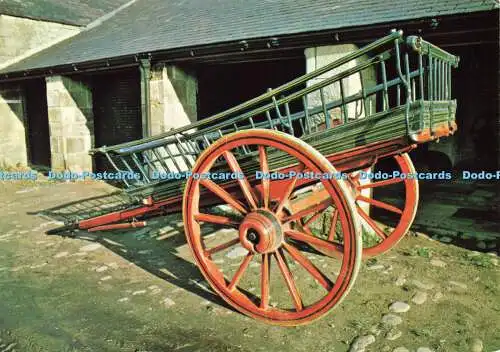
0 180 498 352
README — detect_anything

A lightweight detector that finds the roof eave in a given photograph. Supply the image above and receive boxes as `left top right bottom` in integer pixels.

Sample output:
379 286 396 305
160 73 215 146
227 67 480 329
0 9 498 82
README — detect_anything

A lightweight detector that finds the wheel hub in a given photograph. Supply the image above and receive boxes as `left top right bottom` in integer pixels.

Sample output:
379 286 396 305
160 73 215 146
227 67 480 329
239 210 283 254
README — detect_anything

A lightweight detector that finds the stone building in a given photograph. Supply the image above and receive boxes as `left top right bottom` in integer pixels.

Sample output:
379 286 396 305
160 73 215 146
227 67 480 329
0 0 498 173
0 0 132 168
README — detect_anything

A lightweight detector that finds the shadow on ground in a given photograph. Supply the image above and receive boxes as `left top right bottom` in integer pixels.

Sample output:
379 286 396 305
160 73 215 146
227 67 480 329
34 193 236 310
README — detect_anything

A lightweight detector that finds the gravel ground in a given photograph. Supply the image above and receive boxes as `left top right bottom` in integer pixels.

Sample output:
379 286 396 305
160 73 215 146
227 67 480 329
0 180 498 352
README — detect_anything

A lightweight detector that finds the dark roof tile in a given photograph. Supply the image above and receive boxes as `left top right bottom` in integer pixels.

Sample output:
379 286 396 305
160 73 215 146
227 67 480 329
0 0 131 26
1 0 498 74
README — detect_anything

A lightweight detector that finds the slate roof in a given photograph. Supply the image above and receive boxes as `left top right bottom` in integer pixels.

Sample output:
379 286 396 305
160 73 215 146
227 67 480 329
0 0 131 26
1 0 498 75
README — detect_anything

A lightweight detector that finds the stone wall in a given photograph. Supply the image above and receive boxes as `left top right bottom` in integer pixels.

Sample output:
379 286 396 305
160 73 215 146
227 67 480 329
46 76 93 172
0 84 27 167
304 44 377 125
0 15 80 70
149 64 198 171
149 63 198 135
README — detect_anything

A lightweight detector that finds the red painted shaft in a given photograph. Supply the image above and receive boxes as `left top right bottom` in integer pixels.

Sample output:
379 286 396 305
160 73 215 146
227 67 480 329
87 221 147 232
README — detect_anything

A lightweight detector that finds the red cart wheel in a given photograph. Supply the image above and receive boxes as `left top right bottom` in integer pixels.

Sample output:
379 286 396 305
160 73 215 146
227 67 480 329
352 153 419 257
183 129 361 326
294 153 418 258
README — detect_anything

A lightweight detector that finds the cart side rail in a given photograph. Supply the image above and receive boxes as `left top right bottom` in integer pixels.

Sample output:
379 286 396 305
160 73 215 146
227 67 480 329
89 30 404 155
90 30 459 193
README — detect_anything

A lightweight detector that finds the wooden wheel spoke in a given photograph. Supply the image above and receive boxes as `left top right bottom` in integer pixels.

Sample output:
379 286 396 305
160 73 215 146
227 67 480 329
356 195 402 214
327 209 339 242
228 252 253 291
274 249 303 311
258 146 270 209
194 213 239 227
285 229 342 253
351 173 361 181
274 163 305 215
200 179 248 215
303 210 323 227
302 225 314 236
205 238 240 256
283 242 333 291
260 253 270 309
356 205 387 239
223 150 258 210
358 177 402 190
283 199 331 224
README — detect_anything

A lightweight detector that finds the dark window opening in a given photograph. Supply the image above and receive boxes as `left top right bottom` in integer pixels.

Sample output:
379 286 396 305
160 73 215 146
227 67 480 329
25 79 51 170
197 58 306 122
92 69 142 172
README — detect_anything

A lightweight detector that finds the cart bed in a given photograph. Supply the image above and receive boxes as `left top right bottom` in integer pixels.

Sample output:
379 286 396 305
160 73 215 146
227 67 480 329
89 30 459 205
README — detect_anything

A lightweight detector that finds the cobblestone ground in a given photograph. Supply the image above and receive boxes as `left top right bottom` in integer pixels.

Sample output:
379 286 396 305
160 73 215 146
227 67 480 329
0 180 498 352
411 180 499 253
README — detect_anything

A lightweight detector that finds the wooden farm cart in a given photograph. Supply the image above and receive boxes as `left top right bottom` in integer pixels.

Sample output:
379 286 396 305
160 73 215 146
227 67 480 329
47 30 459 325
